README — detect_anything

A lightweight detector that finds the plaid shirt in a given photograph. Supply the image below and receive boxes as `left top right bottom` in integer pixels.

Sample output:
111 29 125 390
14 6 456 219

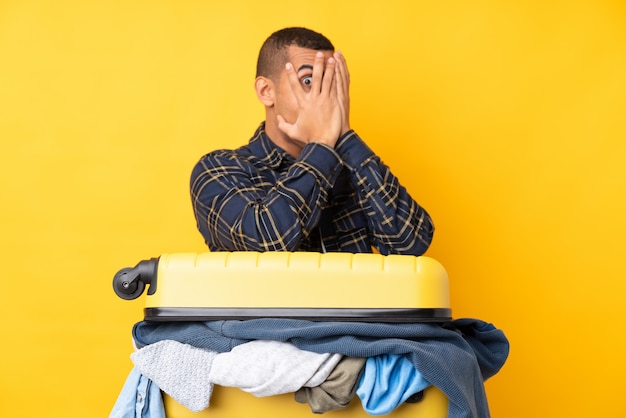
190 123 434 255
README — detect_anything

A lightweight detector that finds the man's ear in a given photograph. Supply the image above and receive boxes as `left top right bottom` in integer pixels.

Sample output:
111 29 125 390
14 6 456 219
254 76 274 107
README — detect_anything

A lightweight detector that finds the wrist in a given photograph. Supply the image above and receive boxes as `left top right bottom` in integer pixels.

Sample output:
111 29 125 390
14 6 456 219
310 136 339 149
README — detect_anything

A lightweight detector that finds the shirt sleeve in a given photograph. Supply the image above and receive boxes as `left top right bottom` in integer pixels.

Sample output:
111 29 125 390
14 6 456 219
190 143 342 251
334 131 435 256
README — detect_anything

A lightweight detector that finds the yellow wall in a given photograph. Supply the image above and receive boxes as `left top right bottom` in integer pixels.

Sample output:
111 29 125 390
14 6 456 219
1 0 625 416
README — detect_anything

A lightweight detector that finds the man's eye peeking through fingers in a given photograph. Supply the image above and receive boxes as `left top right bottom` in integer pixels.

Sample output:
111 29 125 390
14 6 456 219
300 75 313 91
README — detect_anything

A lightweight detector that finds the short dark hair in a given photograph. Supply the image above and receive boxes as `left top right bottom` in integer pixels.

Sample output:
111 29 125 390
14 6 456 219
256 27 335 80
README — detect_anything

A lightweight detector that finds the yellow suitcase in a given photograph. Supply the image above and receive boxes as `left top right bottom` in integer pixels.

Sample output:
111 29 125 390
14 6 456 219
113 252 451 417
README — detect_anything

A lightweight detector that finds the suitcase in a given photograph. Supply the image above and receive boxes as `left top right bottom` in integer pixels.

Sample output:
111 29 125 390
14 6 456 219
113 251 451 417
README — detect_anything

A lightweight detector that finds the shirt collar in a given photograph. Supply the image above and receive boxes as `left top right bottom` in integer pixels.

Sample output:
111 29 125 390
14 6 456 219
248 122 296 170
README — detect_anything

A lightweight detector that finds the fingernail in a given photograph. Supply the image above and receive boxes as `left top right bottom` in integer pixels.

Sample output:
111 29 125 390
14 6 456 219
285 63 292 70
316 52 323 57
328 58 335 64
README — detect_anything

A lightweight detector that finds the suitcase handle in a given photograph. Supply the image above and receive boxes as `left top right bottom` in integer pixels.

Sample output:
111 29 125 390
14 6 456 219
112 257 159 300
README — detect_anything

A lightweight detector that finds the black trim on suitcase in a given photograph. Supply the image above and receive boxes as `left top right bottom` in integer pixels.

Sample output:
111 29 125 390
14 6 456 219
143 307 452 323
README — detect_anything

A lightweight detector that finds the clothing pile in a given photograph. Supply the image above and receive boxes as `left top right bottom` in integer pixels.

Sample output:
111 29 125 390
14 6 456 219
110 318 509 418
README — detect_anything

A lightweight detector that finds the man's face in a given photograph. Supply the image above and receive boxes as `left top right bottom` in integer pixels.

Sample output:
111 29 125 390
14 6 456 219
273 45 335 126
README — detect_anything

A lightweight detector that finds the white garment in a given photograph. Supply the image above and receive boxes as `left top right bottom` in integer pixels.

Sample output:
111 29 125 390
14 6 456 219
209 340 343 397
130 340 217 412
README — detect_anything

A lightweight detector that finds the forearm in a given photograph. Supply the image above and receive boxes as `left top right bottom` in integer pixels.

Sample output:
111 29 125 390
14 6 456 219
191 143 341 252
335 131 435 255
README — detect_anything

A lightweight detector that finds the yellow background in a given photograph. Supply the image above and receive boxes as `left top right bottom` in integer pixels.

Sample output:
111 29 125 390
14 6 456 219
1 0 625 416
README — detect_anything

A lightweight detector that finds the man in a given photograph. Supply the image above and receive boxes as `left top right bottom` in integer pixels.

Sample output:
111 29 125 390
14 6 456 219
190 27 434 255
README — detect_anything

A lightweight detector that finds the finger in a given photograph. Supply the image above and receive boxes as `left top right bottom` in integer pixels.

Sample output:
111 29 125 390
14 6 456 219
284 62 305 101
334 51 350 134
321 57 337 96
311 51 325 94
334 51 350 95
334 55 347 104
336 51 350 82
276 114 295 137
335 56 344 99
